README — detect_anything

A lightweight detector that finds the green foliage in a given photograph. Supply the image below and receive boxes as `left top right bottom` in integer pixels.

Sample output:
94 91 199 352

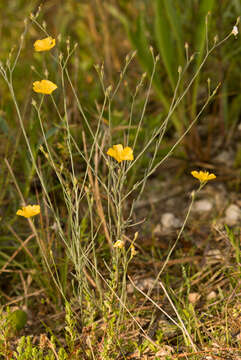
13 335 66 360
109 0 240 157
225 226 241 265
0 303 82 360
154 0 184 90
190 0 215 117
7 310 27 333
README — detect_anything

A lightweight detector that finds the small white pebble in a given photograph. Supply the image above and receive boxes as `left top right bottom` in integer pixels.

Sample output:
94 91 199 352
214 150 233 164
237 333 241 341
207 291 217 301
193 199 213 212
153 224 162 236
225 204 241 226
161 213 181 228
188 292 201 304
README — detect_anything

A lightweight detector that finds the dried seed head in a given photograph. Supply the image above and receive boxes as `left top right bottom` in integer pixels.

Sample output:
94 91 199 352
213 35 218 44
66 38 70 52
131 50 137 59
105 85 113 96
232 25 239 37
59 52 63 62
94 64 99 71
190 54 195 62
31 98 37 107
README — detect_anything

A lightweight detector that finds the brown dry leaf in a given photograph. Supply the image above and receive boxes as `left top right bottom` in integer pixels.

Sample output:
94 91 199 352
155 345 174 357
205 249 224 264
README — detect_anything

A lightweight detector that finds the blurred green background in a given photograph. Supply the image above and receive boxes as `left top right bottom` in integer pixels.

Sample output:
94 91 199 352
1 0 240 157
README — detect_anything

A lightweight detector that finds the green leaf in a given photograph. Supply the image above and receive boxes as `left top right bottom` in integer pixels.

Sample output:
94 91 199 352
0 115 9 135
8 309 28 332
154 0 176 89
0 115 14 142
105 4 129 31
129 14 170 111
164 1 184 66
191 0 216 116
129 14 154 75
228 93 241 127
108 4 184 131
194 0 215 57
107 5 170 112
37 126 59 147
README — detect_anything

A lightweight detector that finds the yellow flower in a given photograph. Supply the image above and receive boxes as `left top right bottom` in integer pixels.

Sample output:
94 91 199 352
34 37 56 52
16 205 40 218
33 80 57 95
107 144 134 163
191 170 216 183
113 240 124 249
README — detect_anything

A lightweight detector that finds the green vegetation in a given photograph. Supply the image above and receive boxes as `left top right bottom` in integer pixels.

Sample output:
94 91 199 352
0 1 241 359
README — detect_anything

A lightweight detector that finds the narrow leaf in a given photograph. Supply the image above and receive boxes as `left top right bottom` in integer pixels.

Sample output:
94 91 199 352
154 0 176 90
191 0 215 117
164 0 184 65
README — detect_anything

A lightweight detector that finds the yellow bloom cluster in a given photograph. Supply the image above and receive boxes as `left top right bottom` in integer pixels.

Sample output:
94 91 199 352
191 170 216 183
107 144 134 163
16 205 40 218
33 36 57 94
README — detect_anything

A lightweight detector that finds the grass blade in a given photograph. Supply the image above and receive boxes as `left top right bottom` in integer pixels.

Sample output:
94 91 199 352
107 5 170 111
154 0 176 90
164 0 184 66
191 0 215 117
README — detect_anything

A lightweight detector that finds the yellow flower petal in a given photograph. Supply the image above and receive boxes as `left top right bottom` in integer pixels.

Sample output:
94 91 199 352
107 148 122 163
121 147 134 161
34 37 56 52
113 240 124 249
112 144 124 152
107 144 134 163
33 80 57 95
191 170 216 183
16 205 40 218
